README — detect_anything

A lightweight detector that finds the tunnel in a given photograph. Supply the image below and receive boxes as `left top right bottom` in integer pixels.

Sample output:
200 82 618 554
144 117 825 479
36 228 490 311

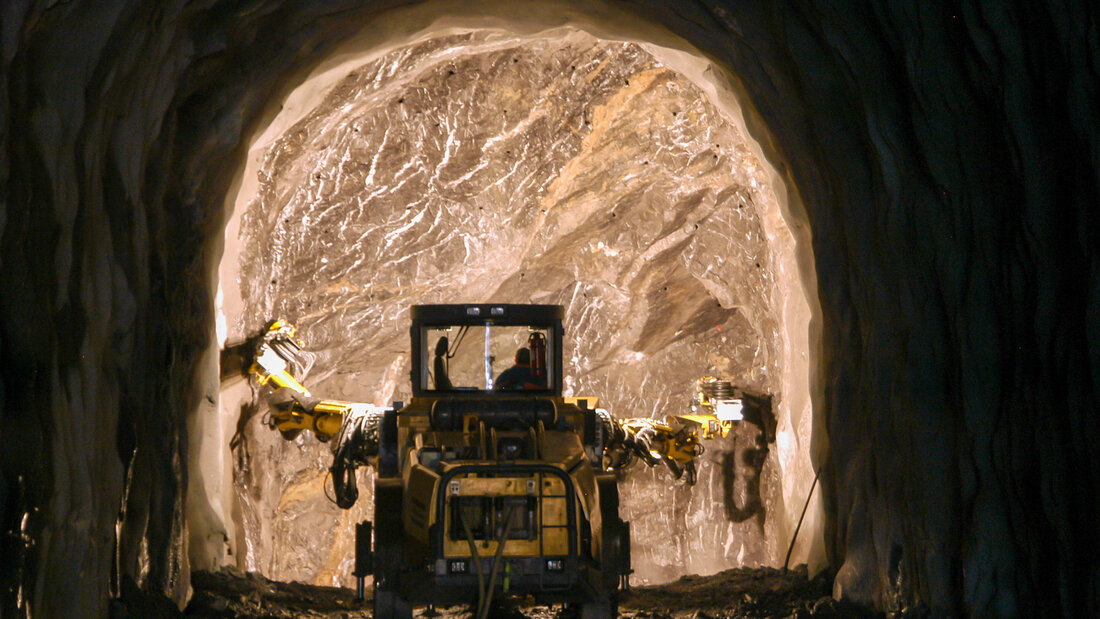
217 16 819 590
1 1 1098 618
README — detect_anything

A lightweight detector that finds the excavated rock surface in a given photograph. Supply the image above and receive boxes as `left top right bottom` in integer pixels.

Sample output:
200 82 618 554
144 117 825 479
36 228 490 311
229 32 790 587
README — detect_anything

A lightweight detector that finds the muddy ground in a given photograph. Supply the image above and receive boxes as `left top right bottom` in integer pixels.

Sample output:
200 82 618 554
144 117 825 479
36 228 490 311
179 565 907 618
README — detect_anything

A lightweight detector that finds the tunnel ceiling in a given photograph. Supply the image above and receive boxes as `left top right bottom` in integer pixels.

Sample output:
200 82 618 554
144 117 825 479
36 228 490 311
227 29 801 586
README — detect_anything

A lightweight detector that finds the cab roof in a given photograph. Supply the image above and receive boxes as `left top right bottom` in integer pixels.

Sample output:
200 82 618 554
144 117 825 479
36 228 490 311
411 304 563 326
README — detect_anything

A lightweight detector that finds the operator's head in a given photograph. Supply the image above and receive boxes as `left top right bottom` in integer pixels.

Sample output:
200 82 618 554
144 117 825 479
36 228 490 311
514 347 531 366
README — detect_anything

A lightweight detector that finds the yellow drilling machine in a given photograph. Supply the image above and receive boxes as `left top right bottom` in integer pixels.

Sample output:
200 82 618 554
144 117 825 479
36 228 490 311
223 304 772 619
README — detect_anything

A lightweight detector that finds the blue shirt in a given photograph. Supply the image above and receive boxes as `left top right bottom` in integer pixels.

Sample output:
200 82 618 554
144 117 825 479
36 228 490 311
494 365 536 390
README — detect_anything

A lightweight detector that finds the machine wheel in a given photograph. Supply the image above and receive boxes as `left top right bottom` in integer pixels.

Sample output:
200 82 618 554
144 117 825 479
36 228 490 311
372 589 413 619
596 476 629 591
579 595 618 619
373 480 410 619
565 596 617 619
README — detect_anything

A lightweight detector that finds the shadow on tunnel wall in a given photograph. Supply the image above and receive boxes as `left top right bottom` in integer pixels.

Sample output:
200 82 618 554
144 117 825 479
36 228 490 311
1 0 1098 617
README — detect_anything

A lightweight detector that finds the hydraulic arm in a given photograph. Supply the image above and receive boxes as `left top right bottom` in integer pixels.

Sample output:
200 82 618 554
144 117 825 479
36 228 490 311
225 320 772 502
596 378 772 485
224 319 389 507
221 310 774 618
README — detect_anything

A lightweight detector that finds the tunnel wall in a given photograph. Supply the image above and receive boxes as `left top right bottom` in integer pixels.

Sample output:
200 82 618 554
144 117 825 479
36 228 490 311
1 1 1097 617
0 2 404 616
687 4 1100 615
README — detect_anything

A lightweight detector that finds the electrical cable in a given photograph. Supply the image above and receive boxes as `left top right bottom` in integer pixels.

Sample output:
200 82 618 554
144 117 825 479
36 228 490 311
478 505 517 619
460 511 486 619
448 325 469 360
784 466 821 570
323 470 338 505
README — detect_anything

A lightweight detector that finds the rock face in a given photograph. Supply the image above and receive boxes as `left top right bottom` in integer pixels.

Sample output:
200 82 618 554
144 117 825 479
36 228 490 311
699 5 1100 615
1 1 1097 618
227 31 797 586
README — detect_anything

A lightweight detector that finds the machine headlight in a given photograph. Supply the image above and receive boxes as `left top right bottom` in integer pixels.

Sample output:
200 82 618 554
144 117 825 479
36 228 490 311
715 399 744 421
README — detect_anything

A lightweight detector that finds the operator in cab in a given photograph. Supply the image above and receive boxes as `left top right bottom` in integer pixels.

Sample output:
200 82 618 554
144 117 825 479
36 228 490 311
494 347 542 390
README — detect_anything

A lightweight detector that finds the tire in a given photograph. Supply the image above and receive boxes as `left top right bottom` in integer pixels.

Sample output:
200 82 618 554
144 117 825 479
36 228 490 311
569 597 618 619
595 476 629 591
372 589 413 619
373 480 410 619
580 598 617 619
585 476 625 619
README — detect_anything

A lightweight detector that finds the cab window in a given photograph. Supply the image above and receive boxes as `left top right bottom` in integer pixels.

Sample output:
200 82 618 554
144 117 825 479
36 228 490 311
423 324 551 392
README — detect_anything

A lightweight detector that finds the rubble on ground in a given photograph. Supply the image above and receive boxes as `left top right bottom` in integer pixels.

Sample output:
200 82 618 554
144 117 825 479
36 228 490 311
184 565 899 618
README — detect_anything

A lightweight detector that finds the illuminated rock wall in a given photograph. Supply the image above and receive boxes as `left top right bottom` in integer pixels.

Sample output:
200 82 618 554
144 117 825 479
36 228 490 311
228 31 797 585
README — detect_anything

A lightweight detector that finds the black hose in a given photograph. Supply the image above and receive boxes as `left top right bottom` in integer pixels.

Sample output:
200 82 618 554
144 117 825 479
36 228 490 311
478 505 517 619
329 409 383 508
330 455 358 509
784 467 821 570
460 513 486 617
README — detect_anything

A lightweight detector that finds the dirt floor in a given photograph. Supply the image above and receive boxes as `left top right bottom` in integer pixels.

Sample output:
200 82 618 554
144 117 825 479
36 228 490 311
182 565 894 618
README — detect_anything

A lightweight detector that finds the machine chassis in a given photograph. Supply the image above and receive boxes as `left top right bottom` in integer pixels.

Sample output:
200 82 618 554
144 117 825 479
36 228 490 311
368 304 629 618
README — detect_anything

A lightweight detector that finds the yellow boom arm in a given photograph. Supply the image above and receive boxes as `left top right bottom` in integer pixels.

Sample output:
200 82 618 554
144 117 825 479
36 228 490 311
598 378 769 485
227 320 770 498
241 319 384 444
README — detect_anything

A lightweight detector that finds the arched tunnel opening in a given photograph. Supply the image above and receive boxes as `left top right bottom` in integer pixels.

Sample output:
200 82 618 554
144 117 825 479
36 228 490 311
2 1 1097 618
209 16 821 591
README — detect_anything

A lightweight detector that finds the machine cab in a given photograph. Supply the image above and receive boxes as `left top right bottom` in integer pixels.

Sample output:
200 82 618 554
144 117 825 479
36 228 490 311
410 304 564 398
369 304 627 618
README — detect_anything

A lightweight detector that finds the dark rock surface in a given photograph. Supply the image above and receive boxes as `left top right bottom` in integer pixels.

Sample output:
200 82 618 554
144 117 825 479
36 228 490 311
184 567 369 619
1 0 1097 617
